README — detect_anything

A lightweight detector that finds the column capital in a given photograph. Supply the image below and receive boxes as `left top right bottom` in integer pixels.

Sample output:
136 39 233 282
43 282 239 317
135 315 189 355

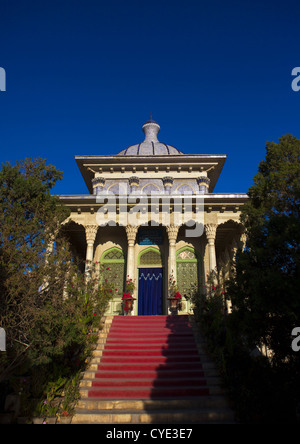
205 223 217 242
197 176 211 193
239 233 247 250
85 224 98 244
126 225 138 245
166 224 179 245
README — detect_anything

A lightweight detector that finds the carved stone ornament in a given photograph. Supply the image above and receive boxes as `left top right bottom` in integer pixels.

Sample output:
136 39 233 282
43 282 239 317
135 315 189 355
196 176 210 186
205 223 217 242
128 176 140 187
162 176 174 186
85 225 98 243
92 177 105 187
166 224 179 244
125 225 138 245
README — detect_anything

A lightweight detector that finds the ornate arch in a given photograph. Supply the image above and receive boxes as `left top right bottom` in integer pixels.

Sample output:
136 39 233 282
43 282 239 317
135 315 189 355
215 219 246 267
175 183 195 194
141 183 161 195
176 246 199 299
107 182 127 195
138 246 163 267
100 246 126 296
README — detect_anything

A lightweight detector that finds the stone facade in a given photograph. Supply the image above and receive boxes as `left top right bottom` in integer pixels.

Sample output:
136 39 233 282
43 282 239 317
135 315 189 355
59 120 248 315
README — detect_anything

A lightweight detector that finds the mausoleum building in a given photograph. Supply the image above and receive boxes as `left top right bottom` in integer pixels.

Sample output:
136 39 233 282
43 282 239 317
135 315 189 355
59 119 247 315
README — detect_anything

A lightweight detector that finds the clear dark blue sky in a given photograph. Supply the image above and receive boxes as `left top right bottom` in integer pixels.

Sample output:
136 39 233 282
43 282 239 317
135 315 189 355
0 0 299 195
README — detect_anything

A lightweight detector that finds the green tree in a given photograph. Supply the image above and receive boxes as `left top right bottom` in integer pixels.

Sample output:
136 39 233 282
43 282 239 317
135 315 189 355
0 158 71 375
0 159 112 377
0 158 115 419
228 134 300 363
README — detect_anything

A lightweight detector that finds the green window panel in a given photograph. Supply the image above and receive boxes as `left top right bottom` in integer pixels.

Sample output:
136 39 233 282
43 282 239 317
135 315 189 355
176 248 199 298
103 249 125 260
101 248 125 296
139 249 162 266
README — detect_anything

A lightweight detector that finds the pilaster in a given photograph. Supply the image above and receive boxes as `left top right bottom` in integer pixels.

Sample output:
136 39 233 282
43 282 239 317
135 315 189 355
166 224 179 279
205 223 217 273
85 224 98 272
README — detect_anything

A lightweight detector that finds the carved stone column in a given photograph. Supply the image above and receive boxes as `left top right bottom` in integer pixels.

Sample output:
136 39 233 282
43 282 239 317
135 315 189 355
125 225 138 282
197 176 211 194
239 233 247 251
85 225 98 272
167 224 179 280
205 223 217 273
92 177 105 195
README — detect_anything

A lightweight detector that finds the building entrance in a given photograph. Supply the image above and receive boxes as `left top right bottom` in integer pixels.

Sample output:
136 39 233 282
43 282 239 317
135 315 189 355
138 267 163 315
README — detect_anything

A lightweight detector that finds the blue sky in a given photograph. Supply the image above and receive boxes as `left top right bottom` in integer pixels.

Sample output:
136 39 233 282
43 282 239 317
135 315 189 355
0 0 299 195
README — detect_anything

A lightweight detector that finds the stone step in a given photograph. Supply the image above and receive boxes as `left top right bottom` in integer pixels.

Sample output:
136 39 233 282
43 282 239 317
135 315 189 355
101 349 200 357
79 384 225 398
71 407 235 424
72 315 234 424
95 341 206 356
87 359 216 372
81 367 218 380
93 361 207 371
79 375 221 388
75 397 231 411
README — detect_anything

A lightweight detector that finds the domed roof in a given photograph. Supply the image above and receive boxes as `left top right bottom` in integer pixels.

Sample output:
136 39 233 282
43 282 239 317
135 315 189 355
117 120 184 156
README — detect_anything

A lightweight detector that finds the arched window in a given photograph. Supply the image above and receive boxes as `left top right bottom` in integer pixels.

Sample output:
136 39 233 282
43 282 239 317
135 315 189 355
139 247 163 267
107 183 127 195
175 184 194 195
176 247 199 298
141 183 161 195
101 247 125 296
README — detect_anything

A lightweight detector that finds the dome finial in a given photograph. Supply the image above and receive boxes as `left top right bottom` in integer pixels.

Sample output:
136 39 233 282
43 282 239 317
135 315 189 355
142 119 160 142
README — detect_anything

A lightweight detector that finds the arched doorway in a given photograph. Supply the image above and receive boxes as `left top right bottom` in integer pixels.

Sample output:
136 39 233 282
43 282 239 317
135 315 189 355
101 247 126 298
137 247 163 316
176 246 199 312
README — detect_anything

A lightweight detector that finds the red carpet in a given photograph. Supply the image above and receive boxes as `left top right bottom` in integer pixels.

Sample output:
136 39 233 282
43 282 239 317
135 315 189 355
88 315 209 400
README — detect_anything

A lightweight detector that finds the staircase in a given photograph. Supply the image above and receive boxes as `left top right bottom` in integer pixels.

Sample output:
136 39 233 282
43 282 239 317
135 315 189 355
72 315 235 424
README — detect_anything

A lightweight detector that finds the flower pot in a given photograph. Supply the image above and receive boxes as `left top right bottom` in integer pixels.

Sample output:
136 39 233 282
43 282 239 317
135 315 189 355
122 297 135 315
168 297 182 314
168 298 178 310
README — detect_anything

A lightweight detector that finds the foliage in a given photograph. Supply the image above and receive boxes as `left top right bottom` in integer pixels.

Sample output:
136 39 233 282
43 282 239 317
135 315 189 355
0 158 114 421
124 277 136 293
228 134 300 364
174 292 182 300
168 274 178 296
0 158 70 376
192 135 300 423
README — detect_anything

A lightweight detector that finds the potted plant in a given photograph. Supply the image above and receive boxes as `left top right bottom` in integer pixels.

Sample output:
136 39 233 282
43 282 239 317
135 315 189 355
168 275 182 313
122 277 136 315
170 291 182 310
122 292 135 315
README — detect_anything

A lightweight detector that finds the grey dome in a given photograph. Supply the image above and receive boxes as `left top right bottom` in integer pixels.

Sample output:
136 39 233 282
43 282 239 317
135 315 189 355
117 120 184 156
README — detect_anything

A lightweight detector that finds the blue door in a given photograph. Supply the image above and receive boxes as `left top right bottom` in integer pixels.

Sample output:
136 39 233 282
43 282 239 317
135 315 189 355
138 268 163 315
